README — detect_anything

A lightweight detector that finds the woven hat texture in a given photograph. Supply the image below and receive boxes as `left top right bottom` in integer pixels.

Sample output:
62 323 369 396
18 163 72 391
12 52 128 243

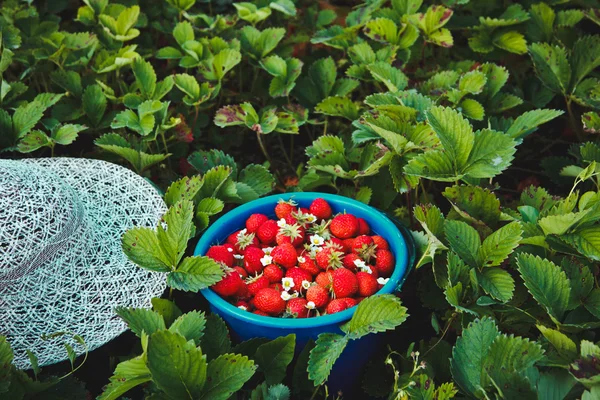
0 158 167 369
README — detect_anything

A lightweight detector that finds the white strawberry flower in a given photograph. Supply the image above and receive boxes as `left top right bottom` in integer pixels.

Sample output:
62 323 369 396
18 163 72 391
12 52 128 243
260 254 273 266
238 305 248 311
263 246 274 255
277 218 287 228
281 291 292 301
353 259 366 269
297 256 306 263
305 214 317 223
377 277 389 285
302 280 311 290
281 277 295 291
233 254 244 260
306 301 316 309
310 234 325 247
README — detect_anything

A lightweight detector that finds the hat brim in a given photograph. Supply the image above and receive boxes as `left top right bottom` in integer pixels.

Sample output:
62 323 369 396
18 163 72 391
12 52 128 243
4 158 167 369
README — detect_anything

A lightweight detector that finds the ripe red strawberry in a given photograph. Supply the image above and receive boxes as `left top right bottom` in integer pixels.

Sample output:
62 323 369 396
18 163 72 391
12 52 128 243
298 256 320 276
328 237 345 250
254 310 269 316
341 238 355 253
236 282 250 298
285 267 312 289
275 199 296 219
342 253 361 271
246 274 270 296
315 247 344 270
276 223 305 247
271 243 297 269
287 298 308 318
306 285 329 308
357 218 370 235
244 246 265 275
309 198 332 220
235 300 250 311
375 249 395 278
233 266 248 279
227 229 259 252
263 264 284 283
257 220 278 244
223 243 236 253
326 299 348 314
352 235 374 254
254 288 286 315
315 271 333 289
332 268 358 298
372 235 389 250
356 271 378 297
330 214 359 239
343 297 358 308
283 214 297 225
246 213 269 233
299 207 310 214
206 245 234 267
211 271 243 297
271 282 283 292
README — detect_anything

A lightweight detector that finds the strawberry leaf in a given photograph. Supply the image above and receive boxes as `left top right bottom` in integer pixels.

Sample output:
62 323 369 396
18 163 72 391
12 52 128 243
307 333 349 386
341 294 408 339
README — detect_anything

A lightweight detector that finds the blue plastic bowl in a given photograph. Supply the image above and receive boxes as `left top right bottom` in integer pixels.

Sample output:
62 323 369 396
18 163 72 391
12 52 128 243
194 192 412 393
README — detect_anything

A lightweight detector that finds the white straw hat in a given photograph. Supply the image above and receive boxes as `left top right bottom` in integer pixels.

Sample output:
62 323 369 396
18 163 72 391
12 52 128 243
0 157 167 368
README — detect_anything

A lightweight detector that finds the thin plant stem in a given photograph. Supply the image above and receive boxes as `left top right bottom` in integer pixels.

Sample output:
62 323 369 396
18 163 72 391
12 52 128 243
277 134 293 168
424 313 456 357
566 97 584 141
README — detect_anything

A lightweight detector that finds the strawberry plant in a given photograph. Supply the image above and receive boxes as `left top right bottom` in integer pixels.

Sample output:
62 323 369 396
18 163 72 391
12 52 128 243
3 0 600 398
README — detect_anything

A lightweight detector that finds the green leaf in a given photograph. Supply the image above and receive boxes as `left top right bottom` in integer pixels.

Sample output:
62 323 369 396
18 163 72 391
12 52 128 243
460 98 485 120
240 26 285 59
443 185 501 227
167 256 223 292
570 36 600 90
17 130 51 153
308 57 336 101
480 63 509 99
168 311 206 345
156 200 194 268
341 294 408 339
51 70 82 98
214 104 247 127
188 149 236 175
82 84 107 127
517 253 571 321
477 268 515 303
582 111 600 133
200 315 232 362
445 283 478 315
583 288 600 319
255 334 296 385
239 164 275 197
199 354 256 400
493 30 527 54
404 150 461 182
367 62 408 92
445 220 480 267
556 10 584 27
529 43 570 94
485 334 544 388
528 2 555 43
235 2 272 25
147 330 207 399
307 334 349 386
537 325 577 361
151 298 182 327
0 337 13 392
132 58 157 99
52 124 87 145
209 49 242 82
561 227 600 261
459 71 487 95
164 176 203 208
426 106 474 169
122 227 170 272
315 96 359 120
478 222 522 267
173 21 194 46
270 0 296 16
465 129 516 178
450 317 499 398
115 307 166 338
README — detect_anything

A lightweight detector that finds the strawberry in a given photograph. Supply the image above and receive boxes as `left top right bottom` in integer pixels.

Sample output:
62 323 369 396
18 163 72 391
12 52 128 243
315 247 344 270
341 238 355 253
254 288 286 315
297 256 320 276
235 300 250 311
343 297 358 308
233 266 248 279
283 214 297 225
342 253 361 271
328 237 345 251
223 243 236 253
257 220 278 244
352 235 377 262
375 249 395 278
372 235 389 250
287 297 308 318
315 271 333 289
275 199 296 219
356 271 379 297
309 198 332 220
206 245 234 267
306 285 330 308
236 282 250 298
246 213 269 233
211 271 243 297
244 246 265 275
285 267 312 289
246 274 270 296
357 218 370 235
332 268 358 298
263 264 284 283
271 243 297 269
330 214 359 239
227 229 259 252
253 310 269 316
326 299 348 314
276 223 305 247
271 282 284 292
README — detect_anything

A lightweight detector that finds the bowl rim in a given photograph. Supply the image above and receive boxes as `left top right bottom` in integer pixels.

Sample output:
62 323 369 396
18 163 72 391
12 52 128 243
194 192 410 329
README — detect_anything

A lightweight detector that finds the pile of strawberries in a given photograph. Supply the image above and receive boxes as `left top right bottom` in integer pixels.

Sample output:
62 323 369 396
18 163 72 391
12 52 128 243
205 198 395 318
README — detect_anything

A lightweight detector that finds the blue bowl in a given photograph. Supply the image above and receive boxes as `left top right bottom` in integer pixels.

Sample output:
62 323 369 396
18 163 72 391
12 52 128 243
194 192 412 393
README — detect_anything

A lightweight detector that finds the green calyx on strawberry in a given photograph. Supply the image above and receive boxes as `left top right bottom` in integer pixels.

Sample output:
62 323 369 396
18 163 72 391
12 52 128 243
315 245 344 270
275 198 297 219
276 223 305 247
307 219 331 240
